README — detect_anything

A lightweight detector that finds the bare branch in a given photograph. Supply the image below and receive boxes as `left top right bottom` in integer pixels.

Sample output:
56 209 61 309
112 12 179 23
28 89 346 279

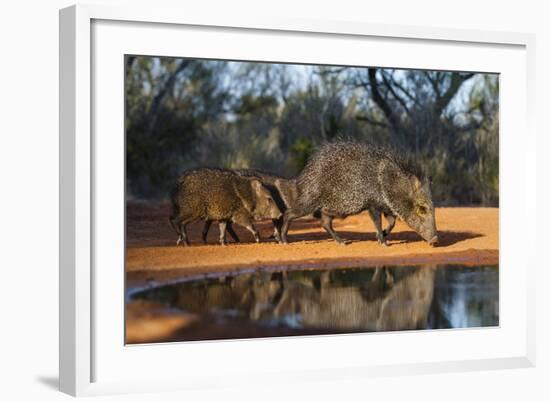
368 68 401 133
434 72 475 115
380 70 411 116
424 71 441 98
386 74 416 104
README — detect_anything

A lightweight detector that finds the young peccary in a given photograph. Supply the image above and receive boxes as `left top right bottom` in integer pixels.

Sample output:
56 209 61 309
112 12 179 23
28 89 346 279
201 169 298 243
169 168 282 246
279 141 438 246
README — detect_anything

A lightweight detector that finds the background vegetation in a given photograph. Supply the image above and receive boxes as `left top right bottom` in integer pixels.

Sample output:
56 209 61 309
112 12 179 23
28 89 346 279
125 56 499 205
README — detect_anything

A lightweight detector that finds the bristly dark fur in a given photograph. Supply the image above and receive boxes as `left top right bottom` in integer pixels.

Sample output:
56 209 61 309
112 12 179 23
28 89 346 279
169 167 281 246
234 168 293 181
378 145 426 181
308 139 426 180
176 166 236 183
280 139 437 245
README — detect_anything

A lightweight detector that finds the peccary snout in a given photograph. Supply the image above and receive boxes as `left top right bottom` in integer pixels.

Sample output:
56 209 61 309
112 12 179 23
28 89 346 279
250 179 282 220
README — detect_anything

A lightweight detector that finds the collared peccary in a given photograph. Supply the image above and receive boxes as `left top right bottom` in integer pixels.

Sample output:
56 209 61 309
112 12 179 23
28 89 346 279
201 169 298 244
279 141 438 246
169 168 282 246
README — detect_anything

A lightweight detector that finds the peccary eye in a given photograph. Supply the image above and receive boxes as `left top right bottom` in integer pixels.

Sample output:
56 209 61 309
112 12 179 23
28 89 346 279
417 205 428 215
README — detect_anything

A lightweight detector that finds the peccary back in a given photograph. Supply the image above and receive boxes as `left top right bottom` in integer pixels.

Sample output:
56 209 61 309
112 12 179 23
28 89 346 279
170 168 281 246
280 141 437 245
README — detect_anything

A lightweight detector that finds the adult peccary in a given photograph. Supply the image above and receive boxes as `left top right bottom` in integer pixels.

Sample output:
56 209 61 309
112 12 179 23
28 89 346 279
279 141 438 246
201 169 298 243
202 167 395 244
169 168 282 246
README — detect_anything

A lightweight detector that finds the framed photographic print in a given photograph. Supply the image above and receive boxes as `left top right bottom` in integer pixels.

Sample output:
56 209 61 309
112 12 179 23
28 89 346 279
59 3 536 396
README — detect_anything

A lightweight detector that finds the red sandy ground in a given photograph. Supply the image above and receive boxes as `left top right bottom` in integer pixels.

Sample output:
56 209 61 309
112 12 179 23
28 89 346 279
126 201 498 287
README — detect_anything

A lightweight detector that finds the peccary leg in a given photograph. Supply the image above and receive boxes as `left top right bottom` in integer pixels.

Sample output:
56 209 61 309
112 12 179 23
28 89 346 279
233 214 260 243
246 224 260 243
384 267 394 287
218 220 228 246
170 216 189 246
203 220 240 243
368 209 388 246
271 217 283 242
177 223 190 246
169 216 181 236
382 213 396 238
267 216 286 242
371 266 382 282
320 213 348 245
226 222 240 243
280 208 309 244
202 220 212 243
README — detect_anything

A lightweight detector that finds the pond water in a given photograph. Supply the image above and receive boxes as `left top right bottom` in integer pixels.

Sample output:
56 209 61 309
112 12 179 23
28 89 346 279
129 264 498 343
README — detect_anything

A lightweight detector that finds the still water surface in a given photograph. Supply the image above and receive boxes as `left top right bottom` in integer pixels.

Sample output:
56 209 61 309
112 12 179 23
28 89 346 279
130 264 498 342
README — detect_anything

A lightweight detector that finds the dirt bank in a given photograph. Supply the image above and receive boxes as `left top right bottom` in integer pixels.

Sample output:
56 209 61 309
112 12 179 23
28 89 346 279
125 202 498 287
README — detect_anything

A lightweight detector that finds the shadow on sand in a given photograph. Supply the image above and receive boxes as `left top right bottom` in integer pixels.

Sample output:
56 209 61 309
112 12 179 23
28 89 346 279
128 211 482 248
284 229 481 247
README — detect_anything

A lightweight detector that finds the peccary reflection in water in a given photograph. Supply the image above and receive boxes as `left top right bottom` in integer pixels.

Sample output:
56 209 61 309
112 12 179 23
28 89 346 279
133 265 499 337
275 267 436 331
140 266 438 332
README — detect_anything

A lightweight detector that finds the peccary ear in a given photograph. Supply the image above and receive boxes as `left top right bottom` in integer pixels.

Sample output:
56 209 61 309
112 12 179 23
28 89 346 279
249 179 267 207
411 175 422 191
233 178 257 213
250 179 264 196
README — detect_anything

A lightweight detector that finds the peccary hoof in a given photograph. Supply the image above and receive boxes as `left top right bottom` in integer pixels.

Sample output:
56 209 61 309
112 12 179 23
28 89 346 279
376 235 387 247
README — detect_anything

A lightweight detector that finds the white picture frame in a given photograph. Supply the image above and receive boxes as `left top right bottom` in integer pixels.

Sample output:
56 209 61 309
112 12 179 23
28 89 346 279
59 3 536 397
